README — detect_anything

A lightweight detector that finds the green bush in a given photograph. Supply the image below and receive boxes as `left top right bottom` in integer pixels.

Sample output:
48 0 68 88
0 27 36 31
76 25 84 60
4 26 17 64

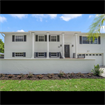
91 64 104 76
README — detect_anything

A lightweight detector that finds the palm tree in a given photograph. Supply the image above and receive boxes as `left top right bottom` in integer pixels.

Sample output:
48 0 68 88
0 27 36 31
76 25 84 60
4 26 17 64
87 14 105 42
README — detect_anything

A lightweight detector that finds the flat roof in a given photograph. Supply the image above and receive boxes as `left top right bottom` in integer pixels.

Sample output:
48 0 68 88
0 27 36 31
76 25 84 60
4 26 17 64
0 31 105 35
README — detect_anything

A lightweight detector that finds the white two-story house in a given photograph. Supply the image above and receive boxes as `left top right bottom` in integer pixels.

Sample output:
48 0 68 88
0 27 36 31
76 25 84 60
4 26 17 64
0 31 105 74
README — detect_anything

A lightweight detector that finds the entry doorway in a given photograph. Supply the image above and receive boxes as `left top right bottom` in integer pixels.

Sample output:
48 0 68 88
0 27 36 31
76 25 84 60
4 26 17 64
64 45 70 58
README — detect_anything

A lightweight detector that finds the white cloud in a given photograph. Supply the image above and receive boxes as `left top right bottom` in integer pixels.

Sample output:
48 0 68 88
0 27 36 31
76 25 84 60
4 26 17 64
10 14 28 19
47 14 57 19
17 30 25 32
60 14 82 21
0 16 6 22
89 15 93 18
100 26 105 33
32 14 57 21
96 14 99 17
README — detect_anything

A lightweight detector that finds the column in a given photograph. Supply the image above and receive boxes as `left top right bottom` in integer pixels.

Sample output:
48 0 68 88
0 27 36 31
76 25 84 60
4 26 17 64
101 35 105 66
62 33 65 58
47 32 49 59
32 32 35 58
75 33 78 58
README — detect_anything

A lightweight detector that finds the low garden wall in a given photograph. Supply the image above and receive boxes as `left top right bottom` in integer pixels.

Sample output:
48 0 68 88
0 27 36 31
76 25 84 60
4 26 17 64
0 59 95 74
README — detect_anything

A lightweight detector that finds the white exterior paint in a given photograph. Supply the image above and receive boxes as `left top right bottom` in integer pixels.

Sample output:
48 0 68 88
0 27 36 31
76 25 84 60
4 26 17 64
0 59 95 74
0 31 105 75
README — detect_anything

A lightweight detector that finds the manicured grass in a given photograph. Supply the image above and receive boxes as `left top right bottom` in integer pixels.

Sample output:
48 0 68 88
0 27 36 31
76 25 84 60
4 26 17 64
0 78 105 91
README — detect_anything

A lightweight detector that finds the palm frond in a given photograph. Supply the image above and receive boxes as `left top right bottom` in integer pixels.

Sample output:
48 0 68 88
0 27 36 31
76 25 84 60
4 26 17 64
86 14 105 42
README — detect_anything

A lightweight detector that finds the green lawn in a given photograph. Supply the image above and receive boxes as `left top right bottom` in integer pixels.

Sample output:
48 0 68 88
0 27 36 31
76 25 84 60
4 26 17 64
0 78 105 91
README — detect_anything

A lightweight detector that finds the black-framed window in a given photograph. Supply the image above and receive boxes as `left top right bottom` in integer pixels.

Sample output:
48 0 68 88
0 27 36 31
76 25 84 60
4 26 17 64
80 36 100 44
50 35 60 42
50 36 56 41
12 52 26 57
39 36 45 41
49 52 60 58
35 52 47 58
36 35 47 42
82 36 89 44
12 35 26 42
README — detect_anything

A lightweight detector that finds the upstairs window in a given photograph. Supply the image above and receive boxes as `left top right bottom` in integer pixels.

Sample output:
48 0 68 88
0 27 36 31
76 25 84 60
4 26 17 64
49 35 59 42
39 36 45 41
12 35 26 42
82 37 89 44
16 36 24 41
80 36 100 44
51 36 56 41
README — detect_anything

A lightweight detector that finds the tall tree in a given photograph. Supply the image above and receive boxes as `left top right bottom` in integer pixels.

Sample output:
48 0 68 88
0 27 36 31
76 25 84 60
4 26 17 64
87 14 105 42
0 39 4 53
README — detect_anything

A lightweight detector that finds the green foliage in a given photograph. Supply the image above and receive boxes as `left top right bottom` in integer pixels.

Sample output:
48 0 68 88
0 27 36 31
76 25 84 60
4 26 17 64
0 39 4 53
86 14 105 42
91 64 104 76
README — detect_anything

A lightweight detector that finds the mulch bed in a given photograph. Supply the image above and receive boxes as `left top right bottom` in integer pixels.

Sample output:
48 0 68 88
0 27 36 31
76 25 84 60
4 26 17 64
0 73 105 80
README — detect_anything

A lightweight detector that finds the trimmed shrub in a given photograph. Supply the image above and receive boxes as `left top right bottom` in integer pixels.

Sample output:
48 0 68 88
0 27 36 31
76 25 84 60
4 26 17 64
91 64 104 76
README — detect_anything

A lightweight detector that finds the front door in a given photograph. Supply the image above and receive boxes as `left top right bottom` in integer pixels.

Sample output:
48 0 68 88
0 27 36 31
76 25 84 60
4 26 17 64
64 45 70 58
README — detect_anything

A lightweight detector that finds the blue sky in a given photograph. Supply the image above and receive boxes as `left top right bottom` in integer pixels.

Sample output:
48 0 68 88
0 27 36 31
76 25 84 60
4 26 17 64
0 14 105 42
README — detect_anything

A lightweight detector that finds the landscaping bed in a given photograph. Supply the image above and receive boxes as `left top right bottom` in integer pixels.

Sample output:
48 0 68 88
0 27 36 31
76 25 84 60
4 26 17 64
0 72 104 80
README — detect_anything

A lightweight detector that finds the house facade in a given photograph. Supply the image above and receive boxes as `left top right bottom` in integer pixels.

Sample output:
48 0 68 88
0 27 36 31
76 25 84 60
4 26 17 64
0 31 105 74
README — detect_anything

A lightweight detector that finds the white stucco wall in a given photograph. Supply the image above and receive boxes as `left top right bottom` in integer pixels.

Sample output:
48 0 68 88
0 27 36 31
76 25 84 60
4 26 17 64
0 59 95 74
3 31 105 66
4 33 32 58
